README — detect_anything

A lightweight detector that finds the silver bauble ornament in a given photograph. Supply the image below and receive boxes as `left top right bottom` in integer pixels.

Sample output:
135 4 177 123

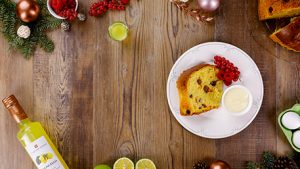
198 0 221 12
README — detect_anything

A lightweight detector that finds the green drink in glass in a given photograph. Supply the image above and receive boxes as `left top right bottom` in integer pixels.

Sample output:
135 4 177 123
108 22 129 41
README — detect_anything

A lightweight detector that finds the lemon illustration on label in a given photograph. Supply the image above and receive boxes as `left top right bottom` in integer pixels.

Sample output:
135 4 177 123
36 153 53 165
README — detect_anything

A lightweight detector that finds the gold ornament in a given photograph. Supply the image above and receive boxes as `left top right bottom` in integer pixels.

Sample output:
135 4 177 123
210 160 231 169
16 0 40 23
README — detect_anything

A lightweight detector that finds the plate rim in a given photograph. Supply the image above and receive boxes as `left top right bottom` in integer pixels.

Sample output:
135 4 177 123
166 42 264 139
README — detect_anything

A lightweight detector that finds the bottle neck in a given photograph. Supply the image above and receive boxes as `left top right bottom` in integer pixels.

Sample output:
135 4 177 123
18 118 31 129
2 95 28 123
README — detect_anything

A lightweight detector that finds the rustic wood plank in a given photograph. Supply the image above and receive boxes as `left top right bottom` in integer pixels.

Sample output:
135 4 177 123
0 39 34 168
33 1 94 168
215 1 277 168
276 50 300 155
93 0 216 169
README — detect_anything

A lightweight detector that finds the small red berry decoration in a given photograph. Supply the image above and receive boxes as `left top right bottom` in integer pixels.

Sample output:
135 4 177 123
214 56 240 86
89 0 129 17
50 0 78 21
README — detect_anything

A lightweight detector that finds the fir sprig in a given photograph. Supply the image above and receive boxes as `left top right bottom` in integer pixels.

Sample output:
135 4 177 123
246 161 261 169
0 0 62 59
262 152 276 169
247 151 299 169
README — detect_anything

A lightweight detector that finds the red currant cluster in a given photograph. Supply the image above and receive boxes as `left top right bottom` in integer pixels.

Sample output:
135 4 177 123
89 0 130 17
50 0 78 21
214 56 240 86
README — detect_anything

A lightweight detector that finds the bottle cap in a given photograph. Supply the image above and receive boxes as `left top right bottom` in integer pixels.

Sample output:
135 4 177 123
2 95 28 123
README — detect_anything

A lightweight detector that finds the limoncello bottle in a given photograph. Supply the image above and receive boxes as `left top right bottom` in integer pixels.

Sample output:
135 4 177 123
2 95 69 169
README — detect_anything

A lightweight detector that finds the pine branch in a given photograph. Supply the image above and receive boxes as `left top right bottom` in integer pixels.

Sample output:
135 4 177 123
0 0 62 59
262 152 276 169
246 162 261 169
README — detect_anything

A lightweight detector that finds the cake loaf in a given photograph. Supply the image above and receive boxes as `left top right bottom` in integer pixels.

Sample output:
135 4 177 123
259 0 300 20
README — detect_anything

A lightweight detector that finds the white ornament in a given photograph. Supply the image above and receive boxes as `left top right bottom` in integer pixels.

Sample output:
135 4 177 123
180 0 189 2
17 25 31 39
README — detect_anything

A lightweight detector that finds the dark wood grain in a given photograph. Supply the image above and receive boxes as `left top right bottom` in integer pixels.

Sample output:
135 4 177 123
0 0 299 169
214 1 278 168
0 34 34 168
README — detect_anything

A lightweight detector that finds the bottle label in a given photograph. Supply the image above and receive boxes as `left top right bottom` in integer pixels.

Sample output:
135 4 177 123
25 136 65 169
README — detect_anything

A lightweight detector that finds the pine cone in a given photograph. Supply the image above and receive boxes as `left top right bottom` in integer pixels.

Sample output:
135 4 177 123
61 21 71 32
274 156 297 169
77 13 86 22
193 161 208 169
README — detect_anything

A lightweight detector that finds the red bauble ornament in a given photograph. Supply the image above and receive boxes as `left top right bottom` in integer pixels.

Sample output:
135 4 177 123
210 160 231 169
16 0 40 23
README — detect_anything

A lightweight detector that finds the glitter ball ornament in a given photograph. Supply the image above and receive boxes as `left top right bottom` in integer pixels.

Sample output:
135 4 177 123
17 25 31 38
198 0 221 12
61 21 70 31
77 13 86 21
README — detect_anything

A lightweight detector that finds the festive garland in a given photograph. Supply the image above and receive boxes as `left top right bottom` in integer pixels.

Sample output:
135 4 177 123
0 0 62 59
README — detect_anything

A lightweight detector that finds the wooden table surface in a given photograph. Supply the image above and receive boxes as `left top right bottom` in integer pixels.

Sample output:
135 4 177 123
1 0 300 169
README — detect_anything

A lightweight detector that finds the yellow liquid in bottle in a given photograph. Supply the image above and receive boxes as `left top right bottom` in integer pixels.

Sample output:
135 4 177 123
108 22 128 41
17 119 69 169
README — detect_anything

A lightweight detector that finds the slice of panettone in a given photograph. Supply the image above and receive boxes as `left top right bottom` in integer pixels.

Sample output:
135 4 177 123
176 64 223 116
270 17 300 52
258 0 300 20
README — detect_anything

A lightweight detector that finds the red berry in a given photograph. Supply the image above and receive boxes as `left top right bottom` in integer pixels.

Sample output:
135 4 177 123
233 76 239 82
121 0 129 5
224 72 234 82
217 70 225 80
224 80 232 86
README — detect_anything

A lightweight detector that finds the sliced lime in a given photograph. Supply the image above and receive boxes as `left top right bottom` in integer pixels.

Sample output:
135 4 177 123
113 157 134 169
135 159 156 169
94 164 112 169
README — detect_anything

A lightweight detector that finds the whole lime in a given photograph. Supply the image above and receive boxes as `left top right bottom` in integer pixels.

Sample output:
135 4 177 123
94 164 112 169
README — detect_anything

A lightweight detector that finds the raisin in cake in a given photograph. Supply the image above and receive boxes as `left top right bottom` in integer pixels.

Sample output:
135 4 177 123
258 0 300 20
176 64 223 116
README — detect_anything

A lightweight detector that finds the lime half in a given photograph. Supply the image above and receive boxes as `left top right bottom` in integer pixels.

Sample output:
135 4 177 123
135 159 156 169
113 157 134 169
94 164 112 169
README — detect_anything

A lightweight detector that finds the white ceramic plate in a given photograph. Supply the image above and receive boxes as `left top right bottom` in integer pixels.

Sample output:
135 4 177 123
167 42 264 139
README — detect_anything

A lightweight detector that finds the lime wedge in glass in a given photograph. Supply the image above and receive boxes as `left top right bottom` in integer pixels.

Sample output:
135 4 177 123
113 157 134 169
135 159 156 169
108 22 129 41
